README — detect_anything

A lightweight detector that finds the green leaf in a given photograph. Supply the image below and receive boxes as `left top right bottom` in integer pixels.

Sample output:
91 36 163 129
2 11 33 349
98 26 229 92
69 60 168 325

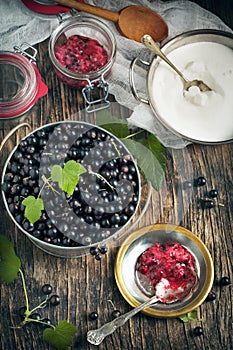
43 320 77 350
51 165 63 188
51 160 86 195
139 134 167 171
0 235 21 283
122 136 167 191
96 110 130 138
22 196 44 224
179 310 198 322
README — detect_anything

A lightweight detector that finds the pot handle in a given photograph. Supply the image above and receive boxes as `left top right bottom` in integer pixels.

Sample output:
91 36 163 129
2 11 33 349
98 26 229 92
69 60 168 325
0 123 31 153
129 57 150 105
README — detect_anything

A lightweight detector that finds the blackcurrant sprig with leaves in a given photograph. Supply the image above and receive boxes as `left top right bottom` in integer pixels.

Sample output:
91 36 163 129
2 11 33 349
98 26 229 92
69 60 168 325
0 235 77 349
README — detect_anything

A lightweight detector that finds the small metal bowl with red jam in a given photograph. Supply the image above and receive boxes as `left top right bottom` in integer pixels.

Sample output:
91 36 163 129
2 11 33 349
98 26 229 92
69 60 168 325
49 13 116 111
115 223 214 318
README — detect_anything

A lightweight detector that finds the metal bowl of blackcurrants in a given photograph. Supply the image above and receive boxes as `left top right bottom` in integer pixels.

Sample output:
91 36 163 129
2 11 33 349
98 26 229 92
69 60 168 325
1 121 151 257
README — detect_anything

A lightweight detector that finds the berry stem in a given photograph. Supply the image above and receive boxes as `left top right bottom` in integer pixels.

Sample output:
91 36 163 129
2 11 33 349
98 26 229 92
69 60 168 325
107 299 116 310
41 175 61 196
89 171 115 191
19 268 30 313
123 130 144 139
29 296 49 313
26 318 56 329
112 141 121 157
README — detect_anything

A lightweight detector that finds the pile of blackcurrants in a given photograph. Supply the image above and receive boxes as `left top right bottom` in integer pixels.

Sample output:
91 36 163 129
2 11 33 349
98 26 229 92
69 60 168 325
2 122 140 248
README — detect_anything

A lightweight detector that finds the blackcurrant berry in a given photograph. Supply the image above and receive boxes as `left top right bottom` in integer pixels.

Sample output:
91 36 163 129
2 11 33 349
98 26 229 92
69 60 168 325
18 306 27 320
183 181 192 189
99 246 108 254
205 291 216 302
90 247 99 256
193 326 203 336
195 177 206 187
220 276 231 286
201 198 215 209
89 311 98 321
208 189 218 198
49 295 60 306
30 313 41 321
95 253 102 261
42 284 53 295
41 318 52 329
111 309 121 318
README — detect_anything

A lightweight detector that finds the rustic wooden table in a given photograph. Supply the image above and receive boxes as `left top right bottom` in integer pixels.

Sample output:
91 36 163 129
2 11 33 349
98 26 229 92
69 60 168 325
0 1 233 349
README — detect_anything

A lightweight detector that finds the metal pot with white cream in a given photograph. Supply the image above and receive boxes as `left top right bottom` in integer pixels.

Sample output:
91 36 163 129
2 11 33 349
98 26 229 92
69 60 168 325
130 29 233 144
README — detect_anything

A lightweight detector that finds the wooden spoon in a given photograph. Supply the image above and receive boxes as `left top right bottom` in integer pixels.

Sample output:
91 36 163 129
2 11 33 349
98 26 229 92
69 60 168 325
51 0 168 42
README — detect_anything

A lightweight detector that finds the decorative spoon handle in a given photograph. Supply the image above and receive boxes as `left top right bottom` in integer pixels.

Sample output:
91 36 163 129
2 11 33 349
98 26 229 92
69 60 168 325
141 34 187 83
87 296 158 345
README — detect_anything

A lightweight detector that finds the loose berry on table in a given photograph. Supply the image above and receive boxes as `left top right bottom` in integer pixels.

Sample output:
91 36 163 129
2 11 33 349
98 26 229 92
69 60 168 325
89 311 98 321
205 291 217 302
49 295 60 306
195 176 207 187
208 189 218 198
111 309 121 319
193 326 204 336
95 253 102 261
200 198 215 209
220 276 231 286
99 246 108 255
90 247 99 256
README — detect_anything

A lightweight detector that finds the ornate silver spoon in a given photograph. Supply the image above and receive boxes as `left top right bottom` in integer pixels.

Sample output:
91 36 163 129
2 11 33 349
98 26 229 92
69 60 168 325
87 275 198 346
142 34 211 92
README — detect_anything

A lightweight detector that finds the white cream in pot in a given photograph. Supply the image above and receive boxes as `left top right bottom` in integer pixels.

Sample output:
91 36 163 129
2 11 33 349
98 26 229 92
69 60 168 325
150 42 233 142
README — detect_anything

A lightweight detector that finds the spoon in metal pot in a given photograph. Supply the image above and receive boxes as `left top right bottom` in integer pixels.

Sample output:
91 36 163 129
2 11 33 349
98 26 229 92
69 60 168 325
87 276 198 346
142 34 211 92
51 0 168 43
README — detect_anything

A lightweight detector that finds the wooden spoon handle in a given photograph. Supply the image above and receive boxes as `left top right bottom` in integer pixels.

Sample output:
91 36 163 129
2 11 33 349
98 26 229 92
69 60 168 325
53 0 119 22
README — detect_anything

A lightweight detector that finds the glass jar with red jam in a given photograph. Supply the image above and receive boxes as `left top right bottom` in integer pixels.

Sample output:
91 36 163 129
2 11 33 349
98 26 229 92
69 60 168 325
49 14 116 111
0 43 48 119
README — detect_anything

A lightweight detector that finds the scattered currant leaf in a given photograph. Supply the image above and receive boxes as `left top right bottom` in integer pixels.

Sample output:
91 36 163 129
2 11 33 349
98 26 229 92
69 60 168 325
0 235 21 283
96 110 130 138
122 136 167 191
96 111 167 191
43 320 77 350
22 196 44 224
179 310 198 322
51 160 86 195
139 134 167 172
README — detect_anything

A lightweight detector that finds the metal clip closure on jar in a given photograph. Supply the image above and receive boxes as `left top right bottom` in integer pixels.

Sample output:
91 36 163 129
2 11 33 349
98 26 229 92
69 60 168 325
82 76 110 113
49 13 116 112
0 43 48 119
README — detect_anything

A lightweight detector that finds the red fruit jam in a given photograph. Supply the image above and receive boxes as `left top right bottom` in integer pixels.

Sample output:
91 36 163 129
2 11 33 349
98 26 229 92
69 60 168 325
136 242 197 301
55 34 109 75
